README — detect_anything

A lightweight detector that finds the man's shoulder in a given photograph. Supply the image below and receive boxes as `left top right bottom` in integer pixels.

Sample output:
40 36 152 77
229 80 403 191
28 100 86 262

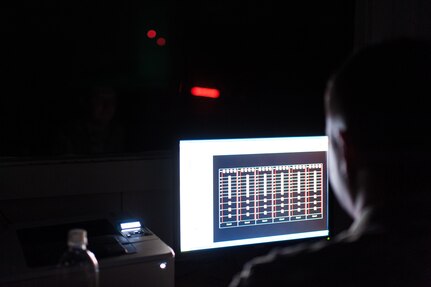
229 233 390 287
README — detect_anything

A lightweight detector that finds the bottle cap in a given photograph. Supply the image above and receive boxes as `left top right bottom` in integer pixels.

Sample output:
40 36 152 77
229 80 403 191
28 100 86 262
67 229 88 248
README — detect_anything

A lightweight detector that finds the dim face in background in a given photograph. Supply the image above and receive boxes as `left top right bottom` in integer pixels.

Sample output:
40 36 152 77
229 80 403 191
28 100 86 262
89 87 117 126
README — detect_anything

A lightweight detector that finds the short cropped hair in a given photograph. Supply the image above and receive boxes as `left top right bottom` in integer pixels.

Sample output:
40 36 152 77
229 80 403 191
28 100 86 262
326 37 431 152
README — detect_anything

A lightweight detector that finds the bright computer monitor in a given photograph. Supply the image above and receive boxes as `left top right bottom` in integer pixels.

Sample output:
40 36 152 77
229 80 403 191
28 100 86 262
179 135 329 253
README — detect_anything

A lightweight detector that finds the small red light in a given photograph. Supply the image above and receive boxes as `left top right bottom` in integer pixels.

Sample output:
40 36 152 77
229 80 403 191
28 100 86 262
191 86 220 99
156 37 166 46
147 29 157 39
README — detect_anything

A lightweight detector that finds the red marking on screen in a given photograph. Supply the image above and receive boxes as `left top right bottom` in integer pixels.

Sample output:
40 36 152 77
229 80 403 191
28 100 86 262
147 29 157 39
190 87 220 99
156 37 166 46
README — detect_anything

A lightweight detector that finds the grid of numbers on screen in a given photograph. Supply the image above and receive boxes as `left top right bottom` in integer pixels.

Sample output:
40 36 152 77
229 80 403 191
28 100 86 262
218 164 324 228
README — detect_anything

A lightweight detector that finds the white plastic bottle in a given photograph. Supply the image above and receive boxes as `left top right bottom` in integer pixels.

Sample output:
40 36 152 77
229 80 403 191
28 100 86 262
57 228 99 287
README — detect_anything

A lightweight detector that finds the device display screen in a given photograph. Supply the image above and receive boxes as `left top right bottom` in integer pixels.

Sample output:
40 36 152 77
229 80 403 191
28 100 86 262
179 136 329 252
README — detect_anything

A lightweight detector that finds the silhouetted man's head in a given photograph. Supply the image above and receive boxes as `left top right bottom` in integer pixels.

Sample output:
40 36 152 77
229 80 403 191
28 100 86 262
324 38 431 219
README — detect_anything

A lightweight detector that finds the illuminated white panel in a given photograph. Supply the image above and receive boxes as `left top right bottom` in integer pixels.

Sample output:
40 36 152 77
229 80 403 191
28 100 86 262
179 136 328 253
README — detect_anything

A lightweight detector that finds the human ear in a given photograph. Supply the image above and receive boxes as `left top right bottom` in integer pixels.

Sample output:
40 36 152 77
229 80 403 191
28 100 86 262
339 130 358 184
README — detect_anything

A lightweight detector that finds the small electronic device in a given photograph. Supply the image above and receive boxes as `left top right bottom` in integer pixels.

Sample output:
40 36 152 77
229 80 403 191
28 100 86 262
179 135 329 253
118 220 151 240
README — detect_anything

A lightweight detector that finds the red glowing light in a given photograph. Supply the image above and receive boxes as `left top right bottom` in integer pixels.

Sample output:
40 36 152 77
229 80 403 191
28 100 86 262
147 29 157 39
156 37 166 46
190 87 220 99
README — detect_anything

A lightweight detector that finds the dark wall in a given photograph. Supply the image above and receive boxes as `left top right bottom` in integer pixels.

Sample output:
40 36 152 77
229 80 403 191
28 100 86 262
176 1 355 139
2 1 355 158
355 0 431 48
2 0 178 156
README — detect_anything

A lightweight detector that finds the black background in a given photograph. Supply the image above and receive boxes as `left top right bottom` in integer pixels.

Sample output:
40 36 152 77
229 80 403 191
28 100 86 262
2 0 355 157
213 151 327 242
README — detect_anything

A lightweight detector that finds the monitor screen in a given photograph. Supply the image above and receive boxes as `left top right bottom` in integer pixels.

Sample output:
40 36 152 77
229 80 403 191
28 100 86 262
179 136 329 253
